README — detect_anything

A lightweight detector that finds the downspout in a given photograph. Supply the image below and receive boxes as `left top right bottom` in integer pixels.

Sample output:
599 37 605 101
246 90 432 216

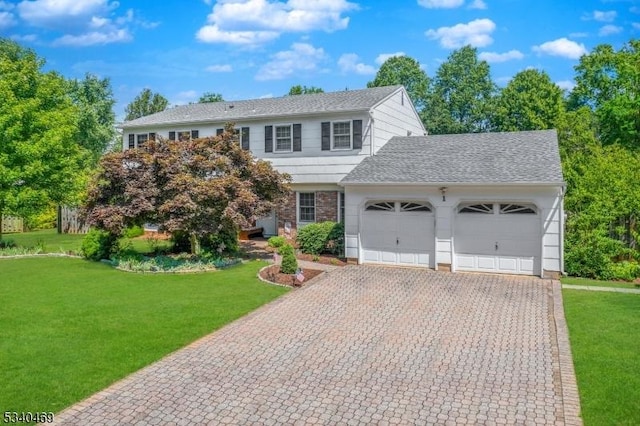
369 109 375 156
560 185 566 275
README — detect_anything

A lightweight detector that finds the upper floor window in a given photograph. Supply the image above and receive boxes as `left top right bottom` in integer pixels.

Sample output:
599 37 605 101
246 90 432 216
275 125 292 152
332 121 351 150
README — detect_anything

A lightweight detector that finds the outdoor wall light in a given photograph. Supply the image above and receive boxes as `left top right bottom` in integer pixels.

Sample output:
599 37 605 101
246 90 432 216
439 187 448 202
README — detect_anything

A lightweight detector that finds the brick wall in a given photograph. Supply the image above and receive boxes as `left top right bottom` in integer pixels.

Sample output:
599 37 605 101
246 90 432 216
276 191 297 240
316 191 338 222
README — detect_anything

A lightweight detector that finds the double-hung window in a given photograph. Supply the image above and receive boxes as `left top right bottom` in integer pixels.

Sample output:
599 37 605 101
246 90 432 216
332 121 351 150
275 125 292 152
298 193 315 222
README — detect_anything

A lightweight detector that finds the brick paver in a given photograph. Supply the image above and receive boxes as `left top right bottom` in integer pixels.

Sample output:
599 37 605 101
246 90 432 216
51 266 581 425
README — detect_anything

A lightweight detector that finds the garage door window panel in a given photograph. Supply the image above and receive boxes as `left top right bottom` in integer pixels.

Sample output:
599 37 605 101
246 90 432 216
365 201 395 212
400 202 431 212
500 203 537 214
458 203 494 214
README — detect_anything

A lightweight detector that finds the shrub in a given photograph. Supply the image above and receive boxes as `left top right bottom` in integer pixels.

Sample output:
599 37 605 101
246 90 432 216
81 229 119 261
123 225 144 239
609 261 640 282
278 243 298 274
0 239 16 249
267 235 286 248
296 221 344 256
171 226 239 256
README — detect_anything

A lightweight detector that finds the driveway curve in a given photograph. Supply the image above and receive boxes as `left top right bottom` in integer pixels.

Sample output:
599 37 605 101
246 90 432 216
52 266 581 425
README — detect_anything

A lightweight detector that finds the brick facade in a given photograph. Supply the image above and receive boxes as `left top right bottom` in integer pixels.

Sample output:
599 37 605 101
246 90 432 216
276 190 340 241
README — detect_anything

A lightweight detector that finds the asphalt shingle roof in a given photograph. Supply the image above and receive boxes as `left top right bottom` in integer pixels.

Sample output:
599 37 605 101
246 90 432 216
121 85 402 128
341 130 564 185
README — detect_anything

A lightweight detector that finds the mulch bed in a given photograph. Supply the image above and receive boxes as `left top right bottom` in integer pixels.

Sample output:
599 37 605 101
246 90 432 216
259 264 324 287
296 253 348 266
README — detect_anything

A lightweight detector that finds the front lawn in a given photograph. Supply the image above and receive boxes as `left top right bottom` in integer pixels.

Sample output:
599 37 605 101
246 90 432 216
563 290 640 425
0 257 288 416
562 276 638 290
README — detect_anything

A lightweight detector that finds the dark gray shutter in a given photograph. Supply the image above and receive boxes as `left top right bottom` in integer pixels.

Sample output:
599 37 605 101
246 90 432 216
128 134 135 148
216 128 224 136
353 119 363 150
241 127 250 150
293 124 302 152
321 122 330 151
191 130 199 139
168 131 176 141
265 125 273 153
149 132 156 141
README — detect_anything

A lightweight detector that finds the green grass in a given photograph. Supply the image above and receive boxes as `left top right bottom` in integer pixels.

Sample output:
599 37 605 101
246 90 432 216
0 257 288 416
562 276 639 290
563 290 640 425
3 228 172 255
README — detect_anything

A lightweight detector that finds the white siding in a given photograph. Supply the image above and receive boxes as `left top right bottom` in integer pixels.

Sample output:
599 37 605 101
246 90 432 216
370 88 426 154
344 184 563 276
122 113 372 184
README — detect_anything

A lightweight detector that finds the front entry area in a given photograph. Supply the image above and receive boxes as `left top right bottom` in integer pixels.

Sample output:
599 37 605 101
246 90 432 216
454 202 541 275
360 201 435 267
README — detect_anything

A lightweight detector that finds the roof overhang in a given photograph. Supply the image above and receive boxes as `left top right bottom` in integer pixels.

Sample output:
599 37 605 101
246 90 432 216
338 181 566 187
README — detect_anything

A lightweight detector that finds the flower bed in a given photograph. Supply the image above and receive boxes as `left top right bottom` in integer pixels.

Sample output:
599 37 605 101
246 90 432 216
259 264 324 287
108 254 241 273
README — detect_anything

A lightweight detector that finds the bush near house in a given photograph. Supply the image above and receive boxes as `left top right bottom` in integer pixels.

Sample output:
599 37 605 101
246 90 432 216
267 235 286 249
278 243 298 274
296 221 344 256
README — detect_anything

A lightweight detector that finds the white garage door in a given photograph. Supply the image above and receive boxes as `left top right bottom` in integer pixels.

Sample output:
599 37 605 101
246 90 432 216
360 201 434 267
455 203 540 275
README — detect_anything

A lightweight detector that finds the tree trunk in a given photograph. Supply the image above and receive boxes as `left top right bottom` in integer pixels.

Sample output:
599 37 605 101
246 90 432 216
189 232 201 255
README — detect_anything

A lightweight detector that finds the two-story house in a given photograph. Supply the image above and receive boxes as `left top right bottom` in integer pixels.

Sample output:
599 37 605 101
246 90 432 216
120 85 425 238
121 86 564 278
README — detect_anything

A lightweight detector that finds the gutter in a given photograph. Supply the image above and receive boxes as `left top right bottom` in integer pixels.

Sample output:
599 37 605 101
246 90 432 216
338 181 567 187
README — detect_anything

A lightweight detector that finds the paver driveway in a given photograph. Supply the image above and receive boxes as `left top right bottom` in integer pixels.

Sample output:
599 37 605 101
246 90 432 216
53 266 581 425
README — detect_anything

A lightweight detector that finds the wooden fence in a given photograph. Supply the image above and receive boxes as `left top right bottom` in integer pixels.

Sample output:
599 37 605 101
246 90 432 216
58 206 89 234
1 216 24 234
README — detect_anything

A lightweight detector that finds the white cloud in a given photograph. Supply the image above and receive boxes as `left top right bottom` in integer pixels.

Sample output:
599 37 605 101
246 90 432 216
17 0 116 28
556 80 575 91
478 49 524 63
633 22 640 30
375 51 405 65
197 0 358 45
532 38 587 59
569 32 588 38
425 18 495 48
338 53 375 75
599 24 622 36
418 0 464 8
468 0 487 10
206 64 233 72
0 10 15 29
256 42 327 81
592 10 617 22
0 1 15 10
11 33 38 42
172 90 199 105
52 29 132 46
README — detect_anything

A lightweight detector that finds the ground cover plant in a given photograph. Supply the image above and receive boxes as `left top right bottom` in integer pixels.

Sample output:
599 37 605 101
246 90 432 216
563 290 640 425
0 257 288 417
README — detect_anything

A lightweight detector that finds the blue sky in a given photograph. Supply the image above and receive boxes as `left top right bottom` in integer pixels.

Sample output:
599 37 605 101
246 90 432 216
0 0 637 120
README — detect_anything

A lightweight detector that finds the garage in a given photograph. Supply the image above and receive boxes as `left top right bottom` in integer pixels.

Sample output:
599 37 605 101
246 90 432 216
454 202 540 275
360 200 434 267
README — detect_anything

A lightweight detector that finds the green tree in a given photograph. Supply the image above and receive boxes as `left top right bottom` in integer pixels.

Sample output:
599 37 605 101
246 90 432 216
287 85 324 95
423 46 496 134
83 123 291 254
124 88 168 121
0 39 87 239
367 55 428 110
67 73 117 164
492 69 565 132
198 92 224 103
570 39 640 150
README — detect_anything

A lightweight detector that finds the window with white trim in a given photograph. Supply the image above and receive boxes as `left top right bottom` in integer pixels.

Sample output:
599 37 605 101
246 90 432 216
400 202 432 212
499 203 537 214
178 131 191 142
332 121 351 149
339 192 345 223
136 134 148 147
365 201 395 212
298 192 315 222
275 125 292 152
458 203 494 214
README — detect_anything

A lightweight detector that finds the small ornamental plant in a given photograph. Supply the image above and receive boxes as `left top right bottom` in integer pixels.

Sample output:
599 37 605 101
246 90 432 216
278 243 298 274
